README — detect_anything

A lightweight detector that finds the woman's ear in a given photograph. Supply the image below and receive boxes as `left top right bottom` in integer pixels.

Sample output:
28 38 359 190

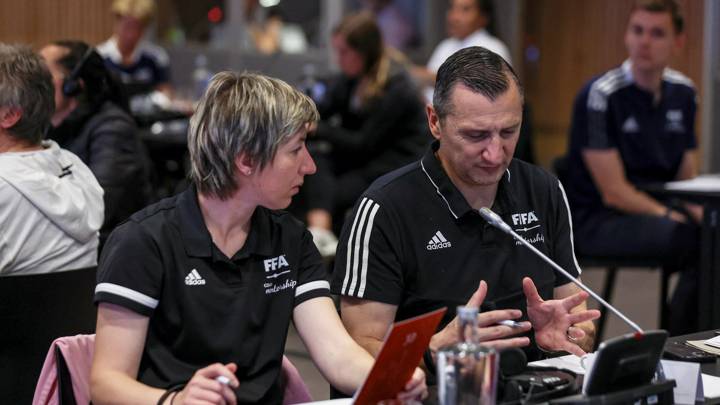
0 106 22 129
234 153 255 176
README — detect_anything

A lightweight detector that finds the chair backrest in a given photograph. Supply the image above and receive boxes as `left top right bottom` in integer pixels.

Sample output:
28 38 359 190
0 267 97 404
33 334 95 405
282 355 313 404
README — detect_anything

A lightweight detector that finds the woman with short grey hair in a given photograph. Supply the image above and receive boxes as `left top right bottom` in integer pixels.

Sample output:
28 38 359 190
91 71 426 404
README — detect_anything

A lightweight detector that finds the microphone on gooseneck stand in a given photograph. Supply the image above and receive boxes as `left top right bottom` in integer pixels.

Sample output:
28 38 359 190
477 207 644 335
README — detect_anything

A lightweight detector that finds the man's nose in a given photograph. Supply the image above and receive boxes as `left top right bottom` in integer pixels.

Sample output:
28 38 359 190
482 136 504 164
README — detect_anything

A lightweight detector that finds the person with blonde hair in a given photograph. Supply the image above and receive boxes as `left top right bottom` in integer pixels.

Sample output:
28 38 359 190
300 12 429 243
97 0 172 97
90 71 426 404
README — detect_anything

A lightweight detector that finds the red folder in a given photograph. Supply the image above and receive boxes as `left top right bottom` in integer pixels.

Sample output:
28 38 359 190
353 307 447 405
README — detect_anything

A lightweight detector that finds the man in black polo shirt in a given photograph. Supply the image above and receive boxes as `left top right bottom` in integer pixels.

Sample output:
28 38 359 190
91 72 425 404
332 47 600 369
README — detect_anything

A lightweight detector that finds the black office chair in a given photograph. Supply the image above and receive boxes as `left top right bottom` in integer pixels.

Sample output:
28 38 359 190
577 256 670 348
0 267 97 404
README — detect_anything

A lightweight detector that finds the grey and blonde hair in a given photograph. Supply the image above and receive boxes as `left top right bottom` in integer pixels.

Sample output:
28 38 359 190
0 43 55 144
188 71 319 200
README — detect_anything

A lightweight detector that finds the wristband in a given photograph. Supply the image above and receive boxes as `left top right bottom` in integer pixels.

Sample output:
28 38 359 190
423 348 437 376
156 384 185 405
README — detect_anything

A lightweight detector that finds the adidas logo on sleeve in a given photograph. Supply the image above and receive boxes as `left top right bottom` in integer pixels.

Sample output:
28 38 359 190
185 269 206 286
426 231 452 250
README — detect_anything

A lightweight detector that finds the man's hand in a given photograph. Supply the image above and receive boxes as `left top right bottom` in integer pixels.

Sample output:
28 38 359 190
429 281 531 355
523 277 600 356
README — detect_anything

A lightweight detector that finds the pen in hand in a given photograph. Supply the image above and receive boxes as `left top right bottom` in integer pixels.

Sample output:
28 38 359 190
496 319 524 328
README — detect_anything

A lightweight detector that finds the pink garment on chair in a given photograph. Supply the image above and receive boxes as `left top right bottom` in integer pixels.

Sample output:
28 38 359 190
282 355 313 404
33 334 95 405
32 333 309 405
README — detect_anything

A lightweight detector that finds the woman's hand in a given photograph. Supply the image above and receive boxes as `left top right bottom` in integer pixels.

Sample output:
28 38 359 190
396 367 428 403
173 363 239 405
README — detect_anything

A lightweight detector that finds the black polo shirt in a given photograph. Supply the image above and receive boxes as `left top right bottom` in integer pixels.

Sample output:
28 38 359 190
94 187 330 404
331 142 580 354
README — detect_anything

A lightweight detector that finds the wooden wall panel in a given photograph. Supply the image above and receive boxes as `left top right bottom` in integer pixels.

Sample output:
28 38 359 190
0 0 114 48
523 0 704 167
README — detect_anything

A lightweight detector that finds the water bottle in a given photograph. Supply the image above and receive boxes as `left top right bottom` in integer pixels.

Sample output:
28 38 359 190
437 306 499 405
192 54 213 101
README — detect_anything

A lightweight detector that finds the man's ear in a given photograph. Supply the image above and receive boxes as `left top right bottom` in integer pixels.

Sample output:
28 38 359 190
0 107 22 130
234 153 256 176
426 104 442 141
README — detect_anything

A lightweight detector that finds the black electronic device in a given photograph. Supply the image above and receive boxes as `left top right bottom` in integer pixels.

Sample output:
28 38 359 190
61 47 95 97
663 340 718 363
583 330 667 396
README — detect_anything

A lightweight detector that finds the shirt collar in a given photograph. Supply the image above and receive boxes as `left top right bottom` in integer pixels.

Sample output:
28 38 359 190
176 187 274 260
420 141 515 221
104 36 147 65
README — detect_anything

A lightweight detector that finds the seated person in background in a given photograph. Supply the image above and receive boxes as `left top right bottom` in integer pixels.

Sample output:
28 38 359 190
299 12 430 242
409 0 537 164
0 44 103 275
90 72 426 404
97 0 172 108
41 40 151 243
332 47 600 374
564 0 700 336
361 0 417 52
411 0 511 102
245 1 309 55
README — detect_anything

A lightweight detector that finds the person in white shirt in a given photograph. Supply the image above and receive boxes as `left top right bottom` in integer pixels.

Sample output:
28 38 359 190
412 0 512 102
0 44 104 276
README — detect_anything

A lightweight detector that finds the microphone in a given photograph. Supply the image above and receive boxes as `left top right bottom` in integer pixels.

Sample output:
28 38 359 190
478 207 643 334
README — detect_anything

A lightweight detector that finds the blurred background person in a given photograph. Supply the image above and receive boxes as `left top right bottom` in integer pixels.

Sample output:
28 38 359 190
563 0 700 335
0 43 103 275
41 40 151 244
295 12 430 250
360 0 417 52
245 1 309 55
412 0 511 102
97 0 174 112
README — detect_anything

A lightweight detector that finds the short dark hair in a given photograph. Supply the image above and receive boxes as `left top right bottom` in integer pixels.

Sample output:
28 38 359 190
0 43 55 144
50 40 130 113
632 0 683 34
433 46 522 119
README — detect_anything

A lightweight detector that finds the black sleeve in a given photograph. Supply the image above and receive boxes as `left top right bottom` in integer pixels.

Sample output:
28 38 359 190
317 74 422 154
85 108 149 229
294 228 331 306
552 179 582 287
94 221 164 316
585 85 618 150
331 195 405 305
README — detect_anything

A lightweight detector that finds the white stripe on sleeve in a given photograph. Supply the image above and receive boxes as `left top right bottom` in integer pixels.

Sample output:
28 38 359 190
342 197 370 294
295 280 330 297
357 202 380 297
95 282 159 309
348 199 378 295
